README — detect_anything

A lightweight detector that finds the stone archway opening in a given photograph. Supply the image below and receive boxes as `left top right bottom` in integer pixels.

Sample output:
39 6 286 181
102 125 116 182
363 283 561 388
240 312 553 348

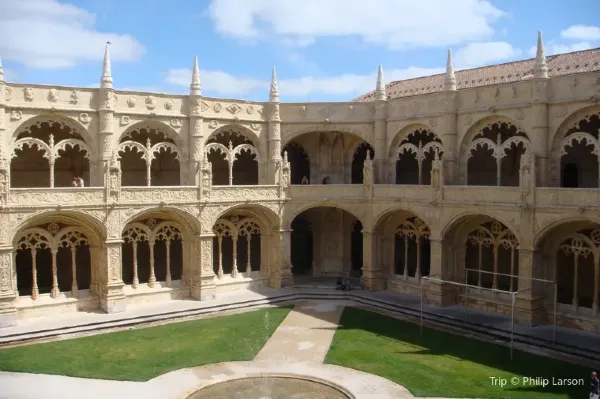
117 126 180 187
282 131 373 184
10 120 91 188
559 112 600 188
282 141 310 184
121 211 190 290
374 210 431 289
205 128 260 186
537 220 600 319
464 121 530 186
290 207 361 278
13 213 104 304
390 128 443 185
211 207 275 283
443 215 520 310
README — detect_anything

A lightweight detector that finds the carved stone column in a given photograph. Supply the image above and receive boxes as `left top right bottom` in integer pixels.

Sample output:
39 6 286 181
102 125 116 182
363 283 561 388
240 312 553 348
360 230 386 291
269 229 293 289
189 104 204 186
531 80 549 186
0 247 17 328
267 103 282 185
99 239 126 313
373 101 387 183
190 233 216 301
97 92 115 187
440 92 458 184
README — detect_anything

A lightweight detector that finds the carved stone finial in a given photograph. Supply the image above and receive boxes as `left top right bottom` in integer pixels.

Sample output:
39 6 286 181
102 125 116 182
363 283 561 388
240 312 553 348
283 150 288 164
146 138 152 149
434 147 440 161
228 140 233 151
444 49 457 91
269 66 279 102
101 42 113 89
375 64 386 101
0 56 4 81
366 150 371 161
534 31 548 79
190 56 201 96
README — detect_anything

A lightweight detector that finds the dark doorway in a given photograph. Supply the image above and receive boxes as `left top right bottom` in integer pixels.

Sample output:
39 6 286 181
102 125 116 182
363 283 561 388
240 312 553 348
561 163 579 188
351 220 363 277
351 142 375 184
282 142 310 184
291 216 313 275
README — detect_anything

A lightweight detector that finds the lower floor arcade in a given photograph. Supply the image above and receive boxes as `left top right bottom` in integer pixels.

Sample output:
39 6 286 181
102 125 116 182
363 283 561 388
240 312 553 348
1 207 599 332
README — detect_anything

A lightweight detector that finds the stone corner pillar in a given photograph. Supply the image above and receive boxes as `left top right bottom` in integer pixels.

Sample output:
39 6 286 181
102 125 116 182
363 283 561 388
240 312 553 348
360 230 386 291
515 247 547 325
267 102 282 185
189 95 204 186
0 246 17 328
269 228 294 289
100 238 126 314
424 238 458 307
97 88 116 187
191 233 216 301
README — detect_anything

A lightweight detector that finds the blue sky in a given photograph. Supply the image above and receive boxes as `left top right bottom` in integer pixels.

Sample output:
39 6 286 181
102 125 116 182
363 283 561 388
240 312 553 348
1 0 599 102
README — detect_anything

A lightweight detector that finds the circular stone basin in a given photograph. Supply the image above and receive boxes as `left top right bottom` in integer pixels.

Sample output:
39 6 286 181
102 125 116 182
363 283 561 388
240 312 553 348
185 376 351 399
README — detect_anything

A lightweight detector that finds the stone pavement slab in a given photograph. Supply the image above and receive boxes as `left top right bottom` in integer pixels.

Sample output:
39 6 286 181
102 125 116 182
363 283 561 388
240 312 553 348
254 300 347 363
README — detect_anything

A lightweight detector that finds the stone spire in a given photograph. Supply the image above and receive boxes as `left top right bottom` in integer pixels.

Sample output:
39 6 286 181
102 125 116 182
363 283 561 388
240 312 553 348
534 31 548 79
375 64 386 101
100 42 113 89
269 66 279 102
0 56 3 81
190 56 201 96
444 49 456 91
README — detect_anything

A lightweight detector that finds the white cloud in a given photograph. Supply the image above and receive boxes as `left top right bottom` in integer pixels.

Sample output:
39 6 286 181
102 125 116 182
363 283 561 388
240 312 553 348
454 42 522 68
560 25 600 41
0 0 145 69
208 0 506 50
165 66 443 98
527 41 594 57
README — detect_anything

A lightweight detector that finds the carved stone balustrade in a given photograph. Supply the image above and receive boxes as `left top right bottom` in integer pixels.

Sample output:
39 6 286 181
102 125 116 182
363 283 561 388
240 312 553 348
208 185 282 202
119 186 198 204
443 186 523 204
536 188 600 208
9 187 104 208
374 185 433 201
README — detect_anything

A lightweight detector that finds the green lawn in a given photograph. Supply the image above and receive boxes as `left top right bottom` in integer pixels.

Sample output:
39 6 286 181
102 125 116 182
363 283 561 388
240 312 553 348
0 307 291 381
325 307 589 399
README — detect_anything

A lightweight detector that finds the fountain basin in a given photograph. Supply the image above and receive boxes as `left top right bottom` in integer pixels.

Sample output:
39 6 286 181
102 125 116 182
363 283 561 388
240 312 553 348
185 374 352 399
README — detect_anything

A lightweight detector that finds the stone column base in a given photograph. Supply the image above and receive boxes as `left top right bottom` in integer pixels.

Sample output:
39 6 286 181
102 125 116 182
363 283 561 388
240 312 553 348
360 273 387 291
100 283 126 313
425 281 458 307
280 272 294 288
515 296 547 326
0 295 17 328
191 276 217 301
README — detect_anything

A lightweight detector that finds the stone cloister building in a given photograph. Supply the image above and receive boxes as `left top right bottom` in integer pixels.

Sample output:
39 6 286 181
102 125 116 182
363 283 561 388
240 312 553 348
0 32 599 333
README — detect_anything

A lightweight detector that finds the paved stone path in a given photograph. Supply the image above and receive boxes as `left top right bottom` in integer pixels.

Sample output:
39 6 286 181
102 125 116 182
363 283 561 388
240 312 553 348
254 300 347 363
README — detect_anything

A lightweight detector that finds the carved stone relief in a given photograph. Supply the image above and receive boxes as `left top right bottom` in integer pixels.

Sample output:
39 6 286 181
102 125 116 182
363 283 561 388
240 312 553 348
226 103 242 114
47 89 59 102
23 88 34 102
164 99 174 110
214 103 222 113
145 96 156 110
70 90 79 104
127 97 137 108
10 110 22 121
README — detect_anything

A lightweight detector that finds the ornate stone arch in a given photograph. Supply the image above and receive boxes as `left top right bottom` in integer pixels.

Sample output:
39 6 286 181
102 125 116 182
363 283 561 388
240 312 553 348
388 123 438 157
120 207 202 237
13 228 53 249
10 114 93 145
122 223 152 242
117 120 183 148
549 105 600 187
441 210 522 247
210 204 280 232
459 115 531 185
206 124 260 150
373 206 433 234
534 216 600 249
153 221 184 242
52 226 90 249
11 210 107 243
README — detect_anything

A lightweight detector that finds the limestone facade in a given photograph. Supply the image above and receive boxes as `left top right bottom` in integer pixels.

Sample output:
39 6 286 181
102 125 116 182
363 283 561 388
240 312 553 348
0 38 599 333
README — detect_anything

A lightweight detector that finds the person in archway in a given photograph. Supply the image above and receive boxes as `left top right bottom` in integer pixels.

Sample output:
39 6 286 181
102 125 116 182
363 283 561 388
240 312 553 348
72 177 78 187
322 176 331 184
78 177 85 187
301 176 309 184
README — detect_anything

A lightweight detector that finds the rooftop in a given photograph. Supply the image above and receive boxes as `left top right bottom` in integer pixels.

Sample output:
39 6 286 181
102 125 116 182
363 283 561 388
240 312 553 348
355 48 600 102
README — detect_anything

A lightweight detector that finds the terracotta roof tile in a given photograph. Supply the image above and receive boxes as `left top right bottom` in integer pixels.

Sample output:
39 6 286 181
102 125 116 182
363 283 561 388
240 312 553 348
355 47 600 102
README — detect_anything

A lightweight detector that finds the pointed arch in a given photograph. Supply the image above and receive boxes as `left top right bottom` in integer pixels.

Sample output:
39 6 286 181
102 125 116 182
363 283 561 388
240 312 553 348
389 125 443 185
205 126 261 185
11 114 93 145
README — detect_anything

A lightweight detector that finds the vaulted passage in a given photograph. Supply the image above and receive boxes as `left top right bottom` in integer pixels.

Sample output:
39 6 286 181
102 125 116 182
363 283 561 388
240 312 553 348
10 119 92 188
205 128 260 185
117 125 181 186
290 207 361 277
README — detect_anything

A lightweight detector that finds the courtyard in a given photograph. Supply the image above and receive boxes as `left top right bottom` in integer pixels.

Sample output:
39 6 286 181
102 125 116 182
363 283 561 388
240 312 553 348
0 299 590 399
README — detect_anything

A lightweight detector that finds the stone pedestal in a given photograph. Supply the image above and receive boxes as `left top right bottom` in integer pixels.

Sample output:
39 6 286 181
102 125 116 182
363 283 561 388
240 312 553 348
100 240 126 313
191 234 217 301
0 245 17 326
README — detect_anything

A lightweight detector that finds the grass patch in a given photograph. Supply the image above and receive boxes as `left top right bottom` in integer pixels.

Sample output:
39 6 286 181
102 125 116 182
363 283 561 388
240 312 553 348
0 307 291 381
325 307 589 399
